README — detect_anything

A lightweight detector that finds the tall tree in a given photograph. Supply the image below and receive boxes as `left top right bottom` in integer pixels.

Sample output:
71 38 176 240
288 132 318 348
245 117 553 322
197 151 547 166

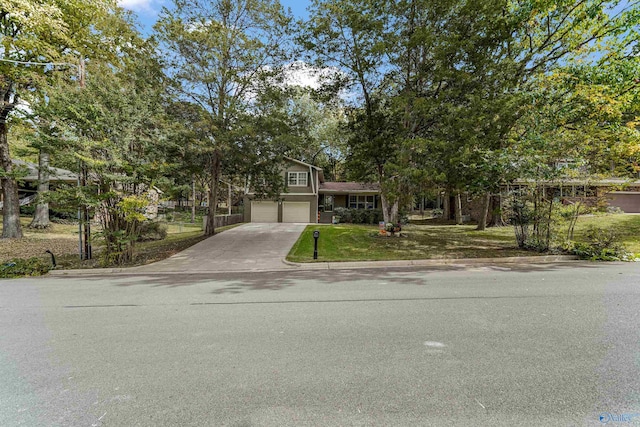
35 22 172 263
388 0 639 227
302 0 408 223
155 0 293 236
0 0 115 237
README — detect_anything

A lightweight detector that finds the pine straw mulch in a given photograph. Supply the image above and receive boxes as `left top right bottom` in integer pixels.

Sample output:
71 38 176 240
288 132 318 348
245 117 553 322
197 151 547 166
0 222 80 263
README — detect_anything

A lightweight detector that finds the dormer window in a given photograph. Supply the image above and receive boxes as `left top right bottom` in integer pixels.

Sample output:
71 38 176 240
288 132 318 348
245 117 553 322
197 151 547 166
288 171 308 187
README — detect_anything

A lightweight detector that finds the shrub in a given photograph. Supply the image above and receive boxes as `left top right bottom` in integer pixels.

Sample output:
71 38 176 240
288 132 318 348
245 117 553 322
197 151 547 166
333 208 382 224
136 221 168 242
0 257 51 278
333 207 352 223
571 225 636 261
19 205 35 215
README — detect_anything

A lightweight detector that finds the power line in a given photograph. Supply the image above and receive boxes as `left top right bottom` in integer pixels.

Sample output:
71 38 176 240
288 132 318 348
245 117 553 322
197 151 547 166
0 58 79 68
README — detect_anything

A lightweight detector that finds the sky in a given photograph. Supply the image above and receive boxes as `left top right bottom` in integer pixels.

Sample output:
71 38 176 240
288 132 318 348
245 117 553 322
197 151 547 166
118 0 312 34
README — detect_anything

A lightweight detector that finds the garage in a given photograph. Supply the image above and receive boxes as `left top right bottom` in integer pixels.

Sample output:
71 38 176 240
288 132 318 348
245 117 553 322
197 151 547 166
251 201 278 222
607 192 640 213
283 201 310 223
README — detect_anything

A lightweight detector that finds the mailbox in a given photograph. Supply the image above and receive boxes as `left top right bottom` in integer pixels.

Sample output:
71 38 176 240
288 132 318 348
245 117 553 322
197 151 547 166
313 230 320 259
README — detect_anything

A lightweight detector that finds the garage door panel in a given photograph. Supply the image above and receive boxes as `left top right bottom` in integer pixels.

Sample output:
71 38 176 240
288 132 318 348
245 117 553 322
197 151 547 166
283 201 310 223
251 201 278 222
608 193 640 213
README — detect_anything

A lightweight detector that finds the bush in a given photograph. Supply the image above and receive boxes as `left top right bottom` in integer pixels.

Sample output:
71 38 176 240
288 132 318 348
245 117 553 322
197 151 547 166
334 207 351 223
19 205 35 215
571 225 636 261
333 208 382 224
0 257 51 278
136 221 168 242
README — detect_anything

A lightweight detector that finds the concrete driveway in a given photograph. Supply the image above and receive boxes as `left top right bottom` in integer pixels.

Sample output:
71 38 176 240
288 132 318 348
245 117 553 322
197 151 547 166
134 223 307 273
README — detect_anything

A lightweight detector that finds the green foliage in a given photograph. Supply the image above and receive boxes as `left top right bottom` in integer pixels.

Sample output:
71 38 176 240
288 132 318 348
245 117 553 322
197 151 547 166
32 27 171 263
155 0 296 236
334 207 382 224
137 221 168 242
0 257 51 278
571 225 636 261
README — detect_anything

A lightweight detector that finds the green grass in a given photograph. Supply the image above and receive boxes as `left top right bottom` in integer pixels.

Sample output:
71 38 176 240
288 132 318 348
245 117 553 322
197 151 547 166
287 214 640 263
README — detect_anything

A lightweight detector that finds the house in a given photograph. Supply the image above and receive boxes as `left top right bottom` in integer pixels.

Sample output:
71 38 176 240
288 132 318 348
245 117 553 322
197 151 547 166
459 179 640 224
0 159 78 209
317 181 380 223
14 159 77 189
243 157 381 223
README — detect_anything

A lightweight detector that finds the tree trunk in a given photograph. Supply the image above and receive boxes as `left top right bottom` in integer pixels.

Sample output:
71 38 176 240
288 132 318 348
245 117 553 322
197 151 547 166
490 194 503 227
442 190 451 221
0 120 22 238
29 150 51 229
380 191 399 224
454 193 463 225
205 153 221 236
476 192 491 231
191 175 196 224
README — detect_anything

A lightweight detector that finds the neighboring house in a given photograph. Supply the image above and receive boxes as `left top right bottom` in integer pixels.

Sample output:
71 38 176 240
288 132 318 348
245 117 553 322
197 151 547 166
454 178 640 224
243 157 381 223
9 159 76 197
507 179 640 213
14 159 77 190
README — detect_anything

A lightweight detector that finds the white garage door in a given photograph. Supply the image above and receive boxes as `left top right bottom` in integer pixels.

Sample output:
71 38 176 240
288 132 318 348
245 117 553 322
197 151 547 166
251 201 278 222
283 201 310 223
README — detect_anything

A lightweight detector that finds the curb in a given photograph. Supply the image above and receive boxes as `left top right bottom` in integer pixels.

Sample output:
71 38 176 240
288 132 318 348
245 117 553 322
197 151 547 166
286 255 579 271
48 255 579 276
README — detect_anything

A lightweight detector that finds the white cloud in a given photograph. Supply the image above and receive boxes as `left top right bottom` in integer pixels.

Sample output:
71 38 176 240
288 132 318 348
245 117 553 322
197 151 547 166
281 61 345 90
118 0 155 13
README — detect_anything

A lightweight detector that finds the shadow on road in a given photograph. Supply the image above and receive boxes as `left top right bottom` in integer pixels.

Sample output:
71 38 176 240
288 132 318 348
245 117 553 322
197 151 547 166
85 261 608 295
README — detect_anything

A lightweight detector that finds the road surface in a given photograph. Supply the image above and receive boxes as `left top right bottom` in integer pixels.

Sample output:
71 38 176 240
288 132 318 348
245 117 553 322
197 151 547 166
1 262 639 426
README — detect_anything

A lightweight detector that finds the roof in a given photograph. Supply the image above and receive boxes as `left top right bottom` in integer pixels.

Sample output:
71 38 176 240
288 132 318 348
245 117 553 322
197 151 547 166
12 159 77 182
319 182 380 193
283 156 322 170
512 178 640 187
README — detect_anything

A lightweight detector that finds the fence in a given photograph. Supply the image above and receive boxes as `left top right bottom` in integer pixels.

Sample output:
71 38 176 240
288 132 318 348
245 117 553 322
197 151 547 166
202 214 244 230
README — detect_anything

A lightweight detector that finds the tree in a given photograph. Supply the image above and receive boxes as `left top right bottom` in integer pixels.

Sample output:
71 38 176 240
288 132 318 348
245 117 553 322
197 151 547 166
155 0 293 236
303 0 410 223
0 0 115 238
386 0 640 228
283 87 348 180
36 29 172 263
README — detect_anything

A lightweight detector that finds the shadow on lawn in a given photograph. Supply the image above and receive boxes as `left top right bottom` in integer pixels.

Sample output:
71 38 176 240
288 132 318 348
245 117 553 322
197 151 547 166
83 260 606 295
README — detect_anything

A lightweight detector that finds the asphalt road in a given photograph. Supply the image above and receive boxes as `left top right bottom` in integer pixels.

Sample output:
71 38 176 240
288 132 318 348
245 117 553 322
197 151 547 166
1 262 639 426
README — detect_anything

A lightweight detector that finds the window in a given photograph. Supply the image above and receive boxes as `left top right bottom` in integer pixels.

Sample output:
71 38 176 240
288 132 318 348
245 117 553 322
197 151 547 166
349 195 376 209
287 172 308 187
322 195 334 212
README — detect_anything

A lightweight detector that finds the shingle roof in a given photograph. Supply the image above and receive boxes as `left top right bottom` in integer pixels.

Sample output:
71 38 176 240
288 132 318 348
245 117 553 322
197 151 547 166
12 159 77 182
319 182 380 193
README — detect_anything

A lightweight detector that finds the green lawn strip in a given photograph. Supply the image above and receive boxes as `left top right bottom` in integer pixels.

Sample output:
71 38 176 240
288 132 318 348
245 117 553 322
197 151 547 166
287 224 532 263
286 214 640 263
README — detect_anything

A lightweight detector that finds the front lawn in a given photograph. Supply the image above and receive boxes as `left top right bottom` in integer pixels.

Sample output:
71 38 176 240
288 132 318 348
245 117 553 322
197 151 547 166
287 214 640 262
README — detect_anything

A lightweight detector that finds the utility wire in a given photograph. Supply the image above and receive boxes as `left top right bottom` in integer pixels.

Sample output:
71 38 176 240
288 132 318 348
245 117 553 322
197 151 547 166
0 58 78 67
